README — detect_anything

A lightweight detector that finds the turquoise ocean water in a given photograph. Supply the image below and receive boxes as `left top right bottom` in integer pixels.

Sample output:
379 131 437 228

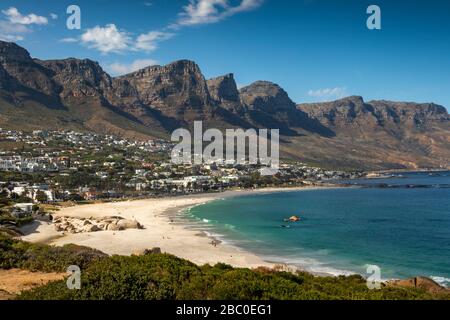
186 172 450 287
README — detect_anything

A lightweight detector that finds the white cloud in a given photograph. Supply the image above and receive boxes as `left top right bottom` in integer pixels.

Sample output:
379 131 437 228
135 31 174 51
81 24 132 54
108 59 159 76
175 0 263 27
2 7 48 25
59 37 78 43
308 87 348 101
0 19 29 42
50 13 58 20
0 33 24 42
64 1 264 55
0 7 52 41
77 24 173 54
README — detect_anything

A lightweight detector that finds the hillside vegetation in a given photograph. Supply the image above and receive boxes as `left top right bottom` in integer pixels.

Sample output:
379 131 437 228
0 235 449 300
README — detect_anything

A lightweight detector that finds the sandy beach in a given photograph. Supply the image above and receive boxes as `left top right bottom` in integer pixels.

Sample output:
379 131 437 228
21 187 323 269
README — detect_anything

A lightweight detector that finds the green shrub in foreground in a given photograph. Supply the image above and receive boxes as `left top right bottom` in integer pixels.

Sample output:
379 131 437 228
17 253 450 300
2 235 449 300
0 235 107 272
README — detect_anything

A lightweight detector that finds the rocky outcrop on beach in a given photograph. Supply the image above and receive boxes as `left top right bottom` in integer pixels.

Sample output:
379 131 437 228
387 276 449 294
53 216 143 234
132 248 162 256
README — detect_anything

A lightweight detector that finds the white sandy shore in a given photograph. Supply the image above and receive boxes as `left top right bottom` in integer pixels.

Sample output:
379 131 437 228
21 187 326 270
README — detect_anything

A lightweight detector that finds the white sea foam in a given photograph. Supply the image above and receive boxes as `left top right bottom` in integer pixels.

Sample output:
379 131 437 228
260 254 356 277
431 276 450 288
203 230 232 245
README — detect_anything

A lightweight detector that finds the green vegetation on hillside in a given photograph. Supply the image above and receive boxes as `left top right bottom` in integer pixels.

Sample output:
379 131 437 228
0 235 107 272
0 235 448 300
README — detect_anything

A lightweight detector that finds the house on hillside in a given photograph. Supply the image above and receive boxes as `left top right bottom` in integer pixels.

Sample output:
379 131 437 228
11 203 34 218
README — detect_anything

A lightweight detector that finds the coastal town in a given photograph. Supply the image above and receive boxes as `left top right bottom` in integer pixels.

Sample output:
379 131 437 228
0 128 364 233
1 0 450 304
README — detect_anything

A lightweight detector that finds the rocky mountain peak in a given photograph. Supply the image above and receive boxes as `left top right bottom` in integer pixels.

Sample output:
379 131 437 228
368 100 450 125
207 73 240 103
117 59 212 116
239 81 297 112
36 58 112 98
335 95 365 105
0 41 59 97
298 96 450 128
127 59 202 78
1 40 449 170
0 41 32 64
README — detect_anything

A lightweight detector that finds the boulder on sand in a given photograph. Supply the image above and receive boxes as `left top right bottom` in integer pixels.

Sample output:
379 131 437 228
53 216 143 233
133 248 162 256
106 223 122 231
117 219 143 230
83 224 101 233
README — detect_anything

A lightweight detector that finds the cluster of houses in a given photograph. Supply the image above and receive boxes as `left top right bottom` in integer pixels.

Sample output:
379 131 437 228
0 128 365 203
0 128 173 156
2 181 55 201
0 155 67 173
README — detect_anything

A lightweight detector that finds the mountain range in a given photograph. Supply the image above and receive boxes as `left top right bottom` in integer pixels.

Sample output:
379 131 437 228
1 40 449 170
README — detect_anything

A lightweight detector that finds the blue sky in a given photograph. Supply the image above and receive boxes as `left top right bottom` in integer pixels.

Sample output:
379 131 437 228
0 0 449 107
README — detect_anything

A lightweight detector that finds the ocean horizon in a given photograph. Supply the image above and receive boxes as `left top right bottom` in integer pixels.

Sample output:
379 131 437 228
185 172 450 287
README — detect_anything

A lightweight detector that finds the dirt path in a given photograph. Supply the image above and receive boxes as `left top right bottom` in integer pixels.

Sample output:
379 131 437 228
0 269 65 300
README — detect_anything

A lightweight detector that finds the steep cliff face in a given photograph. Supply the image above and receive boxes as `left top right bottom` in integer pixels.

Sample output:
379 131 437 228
295 97 450 169
1 40 449 169
0 41 59 97
0 41 164 138
368 100 449 126
117 60 213 119
240 81 297 113
238 81 334 136
0 63 16 91
207 73 241 110
36 58 112 99
298 97 449 130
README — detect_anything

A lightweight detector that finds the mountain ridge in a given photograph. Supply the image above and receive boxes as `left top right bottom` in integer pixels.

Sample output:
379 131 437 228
0 40 449 170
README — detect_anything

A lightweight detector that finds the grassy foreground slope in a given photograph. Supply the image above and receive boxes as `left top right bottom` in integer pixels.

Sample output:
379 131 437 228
1 235 449 300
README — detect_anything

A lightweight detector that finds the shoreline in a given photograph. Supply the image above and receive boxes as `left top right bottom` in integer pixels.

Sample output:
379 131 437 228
18 185 450 287
21 186 331 272
368 168 450 175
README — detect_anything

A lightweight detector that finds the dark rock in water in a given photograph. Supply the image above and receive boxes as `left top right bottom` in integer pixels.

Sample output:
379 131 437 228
283 216 301 223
